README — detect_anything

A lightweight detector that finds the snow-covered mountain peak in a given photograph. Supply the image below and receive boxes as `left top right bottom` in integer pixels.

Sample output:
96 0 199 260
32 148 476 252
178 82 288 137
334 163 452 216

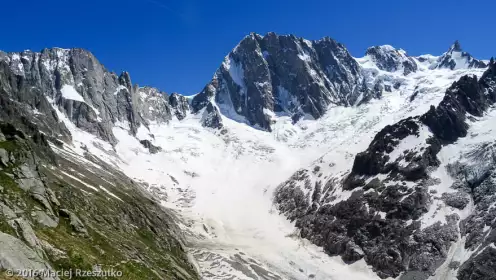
362 44 418 75
192 32 372 130
376 44 395 51
434 40 487 70
367 44 407 56
448 40 463 52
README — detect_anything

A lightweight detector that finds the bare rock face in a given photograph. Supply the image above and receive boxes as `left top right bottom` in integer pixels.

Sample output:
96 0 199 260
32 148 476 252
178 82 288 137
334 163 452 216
192 33 372 130
0 232 59 280
11 218 45 257
0 48 191 145
365 45 418 75
135 86 173 126
59 209 88 236
0 148 8 166
458 246 496 280
201 102 223 129
169 92 190 120
442 192 471 209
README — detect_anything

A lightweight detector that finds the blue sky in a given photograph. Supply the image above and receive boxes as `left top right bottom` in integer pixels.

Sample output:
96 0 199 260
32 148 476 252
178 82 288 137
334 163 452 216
3 0 495 95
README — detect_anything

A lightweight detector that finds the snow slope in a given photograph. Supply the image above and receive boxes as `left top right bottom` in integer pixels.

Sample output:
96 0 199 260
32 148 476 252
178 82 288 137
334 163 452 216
60 85 85 102
111 115 382 280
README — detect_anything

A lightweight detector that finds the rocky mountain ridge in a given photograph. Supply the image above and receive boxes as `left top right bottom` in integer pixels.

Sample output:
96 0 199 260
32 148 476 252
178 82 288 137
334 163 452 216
192 34 488 131
0 48 190 146
1 35 487 139
0 121 200 279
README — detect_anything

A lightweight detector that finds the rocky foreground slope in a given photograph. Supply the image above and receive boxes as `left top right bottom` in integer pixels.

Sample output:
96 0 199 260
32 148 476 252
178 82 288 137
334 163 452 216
0 122 199 280
0 48 199 279
0 32 494 280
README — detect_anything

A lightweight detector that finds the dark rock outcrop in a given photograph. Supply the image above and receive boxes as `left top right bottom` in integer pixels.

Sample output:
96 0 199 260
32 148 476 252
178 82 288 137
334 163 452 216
420 75 488 143
169 92 190 120
442 192 471 209
201 102 223 129
365 45 418 75
458 247 496 280
139 139 162 154
348 62 496 189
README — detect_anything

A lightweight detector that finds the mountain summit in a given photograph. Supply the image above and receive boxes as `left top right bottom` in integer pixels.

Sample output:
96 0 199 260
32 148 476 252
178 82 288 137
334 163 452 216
191 33 372 130
364 45 418 75
434 40 487 70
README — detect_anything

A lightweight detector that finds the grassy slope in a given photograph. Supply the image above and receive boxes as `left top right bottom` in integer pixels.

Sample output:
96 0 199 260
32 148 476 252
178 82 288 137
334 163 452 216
0 125 199 280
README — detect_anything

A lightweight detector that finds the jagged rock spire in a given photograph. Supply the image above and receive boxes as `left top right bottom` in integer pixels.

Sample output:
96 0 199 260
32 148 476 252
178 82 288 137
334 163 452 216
449 40 462 52
435 40 487 70
118 71 132 89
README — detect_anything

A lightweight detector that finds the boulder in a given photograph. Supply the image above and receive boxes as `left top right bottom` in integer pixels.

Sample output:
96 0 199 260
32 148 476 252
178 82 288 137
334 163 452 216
59 209 88 236
442 192 471 209
139 140 162 154
0 232 59 280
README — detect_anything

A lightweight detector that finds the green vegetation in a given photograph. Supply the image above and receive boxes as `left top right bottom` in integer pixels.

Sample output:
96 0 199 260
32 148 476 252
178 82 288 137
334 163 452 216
0 140 20 152
0 126 199 280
